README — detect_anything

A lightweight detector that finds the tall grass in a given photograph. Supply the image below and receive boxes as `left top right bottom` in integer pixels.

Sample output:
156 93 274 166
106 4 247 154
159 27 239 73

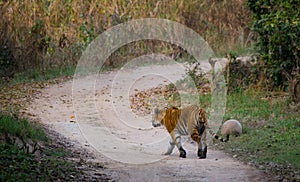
0 0 253 77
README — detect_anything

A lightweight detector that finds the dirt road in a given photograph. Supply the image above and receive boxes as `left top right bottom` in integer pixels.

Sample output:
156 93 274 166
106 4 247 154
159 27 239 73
27 62 269 181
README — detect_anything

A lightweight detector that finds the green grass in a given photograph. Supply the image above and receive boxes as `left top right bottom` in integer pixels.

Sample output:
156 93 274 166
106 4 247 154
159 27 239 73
0 143 81 181
0 114 84 181
11 65 75 84
197 93 211 111
228 118 300 170
0 114 47 142
196 89 300 173
224 90 281 120
220 90 300 173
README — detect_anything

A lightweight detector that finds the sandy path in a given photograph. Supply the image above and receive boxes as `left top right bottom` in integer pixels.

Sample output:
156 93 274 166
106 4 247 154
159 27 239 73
27 62 269 181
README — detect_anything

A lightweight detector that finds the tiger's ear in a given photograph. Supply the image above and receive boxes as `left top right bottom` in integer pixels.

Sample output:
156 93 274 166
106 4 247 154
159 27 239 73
163 107 168 111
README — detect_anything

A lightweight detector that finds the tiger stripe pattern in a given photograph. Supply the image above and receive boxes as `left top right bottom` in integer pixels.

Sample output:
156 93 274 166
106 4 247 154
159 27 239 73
152 105 209 158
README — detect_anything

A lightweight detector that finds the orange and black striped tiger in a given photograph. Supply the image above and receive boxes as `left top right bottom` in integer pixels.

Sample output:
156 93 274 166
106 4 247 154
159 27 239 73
152 105 209 158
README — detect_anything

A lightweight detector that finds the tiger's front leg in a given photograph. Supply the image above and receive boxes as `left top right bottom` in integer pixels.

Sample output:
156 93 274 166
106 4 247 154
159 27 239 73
164 138 175 155
170 131 186 158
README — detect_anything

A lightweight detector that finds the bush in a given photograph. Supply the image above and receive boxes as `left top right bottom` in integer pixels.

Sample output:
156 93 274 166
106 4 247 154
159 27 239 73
247 0 300 88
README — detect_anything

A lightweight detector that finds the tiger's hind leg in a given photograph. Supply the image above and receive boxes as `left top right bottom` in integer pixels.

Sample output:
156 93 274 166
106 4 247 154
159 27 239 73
197 130 207 159
179 146 186 158
191 124 207 159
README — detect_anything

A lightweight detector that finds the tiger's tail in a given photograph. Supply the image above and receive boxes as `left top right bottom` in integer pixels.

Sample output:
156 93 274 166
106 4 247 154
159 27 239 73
197 108 229 142
208 129 229 142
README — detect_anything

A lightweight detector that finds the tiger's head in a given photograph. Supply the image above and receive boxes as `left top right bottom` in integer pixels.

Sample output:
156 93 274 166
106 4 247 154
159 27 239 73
151 108 166 127
152 106 180 128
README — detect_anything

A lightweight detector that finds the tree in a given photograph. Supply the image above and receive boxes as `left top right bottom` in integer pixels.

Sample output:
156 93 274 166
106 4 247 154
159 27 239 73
247 0 300 102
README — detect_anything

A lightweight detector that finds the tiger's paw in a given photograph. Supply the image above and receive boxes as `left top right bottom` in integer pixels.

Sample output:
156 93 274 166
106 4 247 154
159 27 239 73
198 146 207 159
179 147 186 158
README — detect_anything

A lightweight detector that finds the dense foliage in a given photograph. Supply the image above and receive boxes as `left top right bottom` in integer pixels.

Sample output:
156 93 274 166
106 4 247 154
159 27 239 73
247 0 300 87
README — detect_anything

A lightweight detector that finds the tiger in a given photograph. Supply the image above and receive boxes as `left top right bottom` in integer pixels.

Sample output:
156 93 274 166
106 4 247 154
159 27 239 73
152 105 227 158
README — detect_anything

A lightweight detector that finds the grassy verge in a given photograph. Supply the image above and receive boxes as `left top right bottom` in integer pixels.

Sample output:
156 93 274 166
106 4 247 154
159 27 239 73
216 90 300 178
0 114 47 142
0 65 75 90
11 65 75 85
0 114 85 181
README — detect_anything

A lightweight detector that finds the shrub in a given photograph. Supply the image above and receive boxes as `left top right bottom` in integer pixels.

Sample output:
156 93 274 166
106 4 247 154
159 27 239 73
247 0 300 89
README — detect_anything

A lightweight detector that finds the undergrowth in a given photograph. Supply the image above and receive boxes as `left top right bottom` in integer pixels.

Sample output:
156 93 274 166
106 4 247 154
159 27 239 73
0 114 84 181
0 143 81 181
0 114 47 142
